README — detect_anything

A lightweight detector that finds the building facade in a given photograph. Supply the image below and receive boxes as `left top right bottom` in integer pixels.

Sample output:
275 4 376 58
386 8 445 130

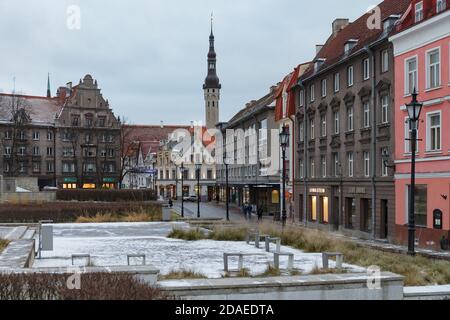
215 88 281 216
294 0 411 241
390 0 450 249
0 75 121 190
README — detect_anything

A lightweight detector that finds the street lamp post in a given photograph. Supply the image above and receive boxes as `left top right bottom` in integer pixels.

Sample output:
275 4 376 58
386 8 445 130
174 164 179 200
223 154 230 221
196 163 202 219
405 89 423 256
279 126 290 227
180 163 185 218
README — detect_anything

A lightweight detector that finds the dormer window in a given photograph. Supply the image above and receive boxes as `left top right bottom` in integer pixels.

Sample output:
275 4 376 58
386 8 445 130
415 1 423 23
314 58 326 72
437 0 446 13
383 15 400 33
344 40 358 54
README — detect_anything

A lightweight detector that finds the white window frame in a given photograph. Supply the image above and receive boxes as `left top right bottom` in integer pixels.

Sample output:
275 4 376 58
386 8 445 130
299 159 304 178
405 56 418 95
426 47 441 90
363 151 370 177
299 122 304 142
415 1 423 23
363 102 371 128
437 0 446 13
381 147 389 177
333 153 340 177
32 131 40 141
404 117 419 154
363 58 370 80
310 118 315 140
381 95 389 124
321 79 327 98
347 65 354 87
321 156 327 178
381 49 389 73
347 152 354 177
320 114 327 137
426 111 442 152
310 84 315 102
4 146 12 155
333 111 340 134
334 73 340 92
347 106 354 131
310 158 315 178
299 90 305 106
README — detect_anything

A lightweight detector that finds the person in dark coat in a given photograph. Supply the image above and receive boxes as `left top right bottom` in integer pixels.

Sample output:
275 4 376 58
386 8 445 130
257 206 263 222
168 198 173 208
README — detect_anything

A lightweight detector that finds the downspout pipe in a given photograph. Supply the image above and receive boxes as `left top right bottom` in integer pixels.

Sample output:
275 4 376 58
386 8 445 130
364 45 377 240
298 80 308 227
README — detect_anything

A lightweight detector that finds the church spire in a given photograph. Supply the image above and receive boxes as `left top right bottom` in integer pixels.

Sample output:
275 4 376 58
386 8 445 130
203 13 221 90
46 73 51 98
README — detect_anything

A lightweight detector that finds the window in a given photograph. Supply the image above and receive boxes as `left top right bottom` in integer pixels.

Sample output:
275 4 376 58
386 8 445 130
363 102 371 128
71 115 80 126
362 198 372 232
363 58 370 80
32 162 40 173
85 134 92 144
310 158 315 178
310 85 315 102
415 1 423 23
437 0 446 12
310 118 315 140
32 146 40 156
346 198 356 228
408 185 427 227
363 151 370 177
47 147 54 156
107 148 115 157
405 57 418 95
18 131 26 140
98 117 106 127
4 162 10 173
299 122 304 142
381 147 389 177
322 197 329 224
32 131 40 140
83 163 96 173
47 161 54 173
62 131 70 141
47 131 53 141
63 162 75 173
347 66 354 87
427 112 441 151
347 152 354 177
333 111 340 134
85 115 93 127
381 96 389 124
426 48 441 89
299 159 304 178
18 147 26 156
311 196 317 221
299 90 305 106
63 148 74 157
347 106 354 131
321 156 326 178
320 114 327 137
381 50 389 73
4 130 12 140
334 73 340 92
321 79 327 97
404 117 419 153
333 153 340 177
4 146 12 155
19 162 26 173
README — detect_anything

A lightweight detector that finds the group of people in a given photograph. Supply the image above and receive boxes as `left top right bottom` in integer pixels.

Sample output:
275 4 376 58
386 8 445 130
242 203 264 221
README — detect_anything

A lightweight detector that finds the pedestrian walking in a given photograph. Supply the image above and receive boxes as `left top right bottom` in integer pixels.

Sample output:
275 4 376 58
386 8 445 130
168 198 173 208
257 206 263 222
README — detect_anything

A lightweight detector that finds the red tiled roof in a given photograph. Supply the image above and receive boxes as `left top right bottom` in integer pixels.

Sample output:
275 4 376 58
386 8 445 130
300 0 411 80
394 0 449 34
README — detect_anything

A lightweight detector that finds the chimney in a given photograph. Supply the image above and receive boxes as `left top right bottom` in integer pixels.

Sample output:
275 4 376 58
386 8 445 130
160 121 164 128
316 45 324 54
332 18 349 36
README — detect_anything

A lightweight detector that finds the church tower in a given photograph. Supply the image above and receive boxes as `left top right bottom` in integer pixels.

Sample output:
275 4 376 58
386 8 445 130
203 16 221 129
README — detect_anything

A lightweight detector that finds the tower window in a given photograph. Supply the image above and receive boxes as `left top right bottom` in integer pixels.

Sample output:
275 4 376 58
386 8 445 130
212 101 215 107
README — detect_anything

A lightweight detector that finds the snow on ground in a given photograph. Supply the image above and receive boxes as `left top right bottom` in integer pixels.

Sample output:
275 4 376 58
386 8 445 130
33 222 365 278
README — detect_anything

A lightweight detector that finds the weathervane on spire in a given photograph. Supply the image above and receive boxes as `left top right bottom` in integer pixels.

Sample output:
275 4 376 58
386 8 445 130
210 11 214 35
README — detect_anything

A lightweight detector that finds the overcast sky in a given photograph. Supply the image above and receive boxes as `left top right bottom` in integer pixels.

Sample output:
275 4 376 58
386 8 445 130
0 0 378 126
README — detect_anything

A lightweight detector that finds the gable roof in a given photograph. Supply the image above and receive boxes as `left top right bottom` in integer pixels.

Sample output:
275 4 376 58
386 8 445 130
300 0 411 81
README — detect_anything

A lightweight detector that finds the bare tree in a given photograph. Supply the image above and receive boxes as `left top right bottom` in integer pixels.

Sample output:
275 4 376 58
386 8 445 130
0 94 31 177
118 119 136 189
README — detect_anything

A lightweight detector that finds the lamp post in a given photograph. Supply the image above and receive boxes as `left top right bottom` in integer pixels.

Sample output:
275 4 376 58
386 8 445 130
223 153 230 221
174 164 179 200
405 89 423 256
196 163 202 219
180 162 185 218
279 126 290 227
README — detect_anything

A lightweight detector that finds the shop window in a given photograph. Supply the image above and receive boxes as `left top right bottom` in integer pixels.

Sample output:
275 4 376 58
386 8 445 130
322 196 329 224
408 185 428 227
63 184 77 189
346 198 356 229
311 196 317 221
361 198 372 233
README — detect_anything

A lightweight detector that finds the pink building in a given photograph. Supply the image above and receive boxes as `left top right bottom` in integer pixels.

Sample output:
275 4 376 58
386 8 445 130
390 0 450 250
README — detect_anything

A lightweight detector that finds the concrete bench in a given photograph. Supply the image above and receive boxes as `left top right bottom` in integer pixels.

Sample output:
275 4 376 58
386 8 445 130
127 254 146 266
273 252 294 270
223 253 267 272
246 231 269 249
322 252 344 269
71 254 91 266
265 237 281 253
